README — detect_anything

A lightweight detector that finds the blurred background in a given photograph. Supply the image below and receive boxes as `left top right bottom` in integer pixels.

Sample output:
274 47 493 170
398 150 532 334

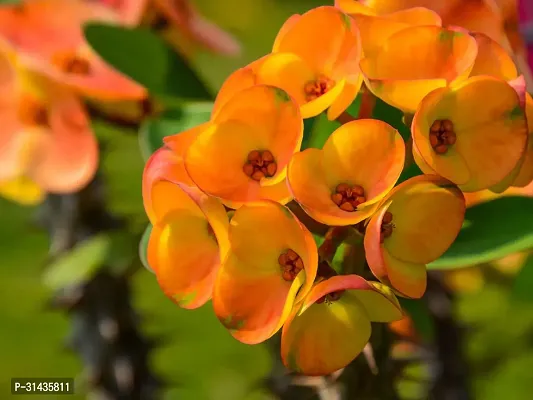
1 0 533 399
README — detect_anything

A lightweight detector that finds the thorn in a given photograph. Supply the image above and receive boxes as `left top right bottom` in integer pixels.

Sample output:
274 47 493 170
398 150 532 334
363 343 378 375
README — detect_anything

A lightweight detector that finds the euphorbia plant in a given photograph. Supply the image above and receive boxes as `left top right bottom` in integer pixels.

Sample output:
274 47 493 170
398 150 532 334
141 1 532 379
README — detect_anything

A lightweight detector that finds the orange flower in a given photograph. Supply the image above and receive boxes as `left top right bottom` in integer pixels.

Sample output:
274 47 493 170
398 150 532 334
215 6 362 120
360 25 478 113
412 75 528 192
336 0 442 56
0 0 146 101
287 119 404 226
143 147 229 309
281 275 402 375
212 200 318 344
0 41 98 201
364 175 465 298
183 85 302 208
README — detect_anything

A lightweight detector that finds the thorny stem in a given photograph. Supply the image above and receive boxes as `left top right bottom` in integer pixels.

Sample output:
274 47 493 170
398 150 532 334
426 272 471 400
336 86 377 125
42 176 161 399
318 226 352 263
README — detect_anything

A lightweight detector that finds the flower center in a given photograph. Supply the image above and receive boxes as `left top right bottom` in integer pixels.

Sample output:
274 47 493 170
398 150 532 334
304 75 335 102
243 150 277 181
316 290 345 304
429 119 456 155
18 95 49 127
278 249 304 281
380 211 395 243
52 52 91 75
331 183 366 212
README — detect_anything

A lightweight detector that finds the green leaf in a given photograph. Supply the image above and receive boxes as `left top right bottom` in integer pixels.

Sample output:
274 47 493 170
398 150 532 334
43 235 111 290
0 0 21 4
512 254 533 302
371 98 411 141
429 196 533 269
139 102 213 159
84 23 212 103
139 224 154 273
398 298 434 342
301 94 362 150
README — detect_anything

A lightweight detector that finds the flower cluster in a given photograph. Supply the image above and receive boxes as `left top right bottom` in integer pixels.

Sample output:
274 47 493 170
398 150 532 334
143 2 533 375
0 0 239 205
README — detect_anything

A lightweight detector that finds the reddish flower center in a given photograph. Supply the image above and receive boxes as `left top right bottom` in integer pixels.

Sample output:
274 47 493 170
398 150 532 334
18 95 49 127
316 290 345 304
52 52 91 75
380 211 395 243
331 183 367 212
304 75 335 101
429 119 456 155
278 249 304 281
243 150 277 181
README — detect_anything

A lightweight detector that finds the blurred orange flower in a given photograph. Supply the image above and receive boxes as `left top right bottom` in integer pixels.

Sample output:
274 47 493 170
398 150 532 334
0 0 146 101
93 0 240 55
0 41 98 203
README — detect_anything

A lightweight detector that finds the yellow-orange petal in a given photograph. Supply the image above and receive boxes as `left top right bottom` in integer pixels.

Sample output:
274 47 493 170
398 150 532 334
186 85 302 205
212 67 258 117
349 7 442 57
212 201 318 344
149 210 223 309
360 26 478 113
272 6 356 74
361 0 461 15
281 275 401 376
142 147 194 224
469 32 518 80
272 14 302 52
364 203 427 298
384 175 465 264
412 76 528 192
365 176 465 297
513 94 533 187
0 175 44 205
288 119 404 226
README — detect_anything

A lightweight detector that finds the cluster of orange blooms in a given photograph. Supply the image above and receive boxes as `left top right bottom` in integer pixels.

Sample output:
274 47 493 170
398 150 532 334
0 0 238 205
143 0 533 376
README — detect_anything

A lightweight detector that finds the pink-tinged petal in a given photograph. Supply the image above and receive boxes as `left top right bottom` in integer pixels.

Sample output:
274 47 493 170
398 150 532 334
470 32 518 80
365 204 428 298
26 91 98 193
142 146 194 224
213 201 318 344
513 94 533 187
149 211 220 309
282 275 384 376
